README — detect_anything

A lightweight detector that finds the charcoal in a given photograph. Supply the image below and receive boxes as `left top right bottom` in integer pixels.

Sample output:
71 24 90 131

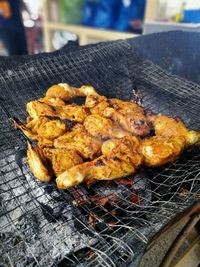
0 151 97 266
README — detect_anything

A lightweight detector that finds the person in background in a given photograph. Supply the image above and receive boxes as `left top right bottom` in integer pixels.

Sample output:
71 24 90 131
83 0 146 33
114 0 146 33
0 0 28 55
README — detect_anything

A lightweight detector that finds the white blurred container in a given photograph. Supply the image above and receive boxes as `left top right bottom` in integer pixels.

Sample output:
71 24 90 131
157 0 185 20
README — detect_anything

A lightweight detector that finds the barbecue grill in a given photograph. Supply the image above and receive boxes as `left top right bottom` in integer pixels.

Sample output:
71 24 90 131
0 31 200 267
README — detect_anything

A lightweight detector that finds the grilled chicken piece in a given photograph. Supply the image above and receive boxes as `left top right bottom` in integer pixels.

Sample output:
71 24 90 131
26 117 50 134
101 136 140 155
78 85 100 97
39 97 66 107
103 99 150 136
45 84 78 100
54 124 102 159
43 148 83 176
27 99 89 123
141 114 200 167
13 117 54 141
141 136 186 166
84 114 131 139
56 136 143 189
45 83 99 101
27 142 52 182
38 137 54 148
109 98 144 113
148 114 200 146
27 84 98 123
13 117 67 142
26 100 56 119
55 104 90 123
37 119 67 140
85 94 109 116
13 118 38 140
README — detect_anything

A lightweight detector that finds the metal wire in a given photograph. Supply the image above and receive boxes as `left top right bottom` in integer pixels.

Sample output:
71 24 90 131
0 39 200 267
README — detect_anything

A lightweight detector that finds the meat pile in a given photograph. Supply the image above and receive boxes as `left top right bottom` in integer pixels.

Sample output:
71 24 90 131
13 83 200 189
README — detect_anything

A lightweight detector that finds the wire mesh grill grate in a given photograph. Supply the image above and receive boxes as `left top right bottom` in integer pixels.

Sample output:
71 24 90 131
0 39 199 267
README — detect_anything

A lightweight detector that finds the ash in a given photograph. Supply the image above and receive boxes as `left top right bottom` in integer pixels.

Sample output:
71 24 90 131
0 148 97 267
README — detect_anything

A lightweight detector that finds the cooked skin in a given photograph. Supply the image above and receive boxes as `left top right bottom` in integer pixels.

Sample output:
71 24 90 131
56 156 135 189
103 99 150 136
13 118 38 140
141 136 186 166
38 137 54 148
43 148 83 176
13 117 54 141
101 136 140 155
37 120 67 140
27 99 89 123
14 83 200 189
45 84 99 101
109 98 144 114
26 117 50 134
13 117 67 142
28 100 89 123
56 136 143 189
26 100 56 119
84 115 112 139
45 84 78 100
84 114 131 139
149 114 200 146
55 104 90 123
39 97 66 107
78 85 100 97
85 95 109 115
27 142 52 182
54 124 102 159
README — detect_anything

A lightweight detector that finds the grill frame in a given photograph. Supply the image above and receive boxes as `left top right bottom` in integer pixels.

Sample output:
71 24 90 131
0 32 200 267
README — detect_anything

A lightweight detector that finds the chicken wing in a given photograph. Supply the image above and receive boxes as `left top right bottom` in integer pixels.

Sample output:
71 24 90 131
141 136 185 166
27 142 52 182
149 114 200 146
27 85 99 122
26 117 50 134
13 118 38 140
56 136 143 189
45 83 78 100
43 148 83 176
13 117 67 141
54 124 102 159
45 83 99 101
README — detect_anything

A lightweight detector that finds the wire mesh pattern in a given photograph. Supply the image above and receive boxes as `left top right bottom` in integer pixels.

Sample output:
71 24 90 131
0 39 200 267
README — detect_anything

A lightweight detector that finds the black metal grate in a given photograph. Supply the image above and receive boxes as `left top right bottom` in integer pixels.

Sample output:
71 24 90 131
0 39 199 267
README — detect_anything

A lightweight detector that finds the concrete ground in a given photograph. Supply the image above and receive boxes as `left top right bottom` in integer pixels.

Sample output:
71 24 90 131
139 218 200 267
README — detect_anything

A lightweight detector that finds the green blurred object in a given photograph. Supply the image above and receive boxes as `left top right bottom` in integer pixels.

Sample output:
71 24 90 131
60 0 83 24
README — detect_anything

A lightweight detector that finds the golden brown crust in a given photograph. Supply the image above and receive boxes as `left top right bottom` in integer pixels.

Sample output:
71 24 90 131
13 83 200 188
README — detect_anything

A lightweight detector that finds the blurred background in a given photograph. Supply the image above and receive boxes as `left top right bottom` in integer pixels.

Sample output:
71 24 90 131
1 0 200 55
